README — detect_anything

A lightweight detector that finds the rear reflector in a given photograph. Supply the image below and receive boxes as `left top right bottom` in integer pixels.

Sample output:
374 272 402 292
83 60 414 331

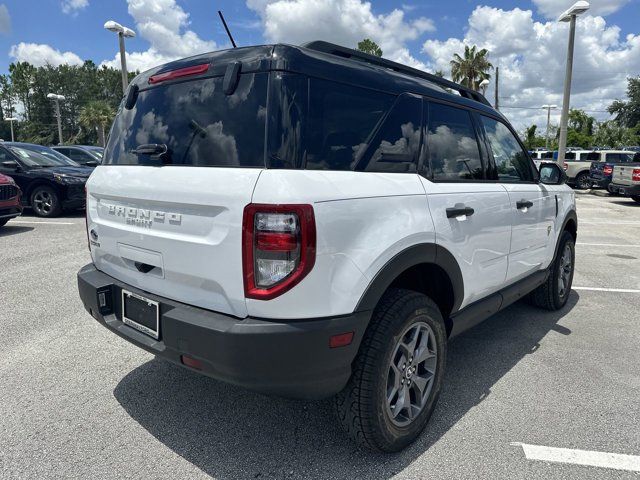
149 63 210 85
181 355 203 370
330 332 354 348
603 165 613 175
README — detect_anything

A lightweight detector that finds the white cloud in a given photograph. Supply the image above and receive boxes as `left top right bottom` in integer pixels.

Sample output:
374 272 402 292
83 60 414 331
0 4 10 34
422 6 640 130
101 0 217 73
246 0 435 69
61 0 89 15
532 0 631 19
9 42 83 67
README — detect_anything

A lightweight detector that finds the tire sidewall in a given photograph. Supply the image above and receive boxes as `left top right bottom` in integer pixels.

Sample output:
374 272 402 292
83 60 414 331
575 172 590 190
30 186 61 218
551 232 575 309
372 300 447 451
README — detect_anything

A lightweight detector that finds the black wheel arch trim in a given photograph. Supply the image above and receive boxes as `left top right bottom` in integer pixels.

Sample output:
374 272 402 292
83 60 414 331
354 243 464 315
554 209 577 261
26 180 64 205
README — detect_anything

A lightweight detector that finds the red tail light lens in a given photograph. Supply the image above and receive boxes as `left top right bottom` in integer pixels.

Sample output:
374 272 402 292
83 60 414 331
603 165 613 175
242 204 316 300
148 63 210 85
563 163 568 171
633 169 640 182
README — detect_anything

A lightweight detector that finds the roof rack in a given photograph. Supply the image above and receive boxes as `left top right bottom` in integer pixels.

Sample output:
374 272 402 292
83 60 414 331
301 41 492 107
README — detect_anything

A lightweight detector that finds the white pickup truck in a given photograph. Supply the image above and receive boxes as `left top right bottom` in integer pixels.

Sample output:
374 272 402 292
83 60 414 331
609 164 640 203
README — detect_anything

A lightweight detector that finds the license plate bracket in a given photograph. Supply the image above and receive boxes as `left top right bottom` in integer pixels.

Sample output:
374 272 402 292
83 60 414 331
122 289 160 339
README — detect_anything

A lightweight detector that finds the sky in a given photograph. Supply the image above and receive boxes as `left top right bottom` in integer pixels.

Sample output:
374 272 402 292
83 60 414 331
0 0 638 131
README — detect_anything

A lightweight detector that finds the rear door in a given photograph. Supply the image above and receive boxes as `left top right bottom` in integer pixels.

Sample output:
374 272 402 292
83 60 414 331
87 71 269 318
419 101 510 308
478 115 556 282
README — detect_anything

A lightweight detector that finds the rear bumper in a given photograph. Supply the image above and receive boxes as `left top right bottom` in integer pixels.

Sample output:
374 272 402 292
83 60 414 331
77 264 369 400
589 175 610 188
608 183 640 196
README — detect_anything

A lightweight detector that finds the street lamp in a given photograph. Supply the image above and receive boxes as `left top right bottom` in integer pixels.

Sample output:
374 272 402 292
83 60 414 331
104 20 136 94
556 1 590 166
479 79 490 96
5 117 17 142
47 93 66 145
541 104 558 149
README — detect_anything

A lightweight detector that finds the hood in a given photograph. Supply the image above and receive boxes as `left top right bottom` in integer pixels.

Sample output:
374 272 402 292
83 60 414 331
42 165 93 177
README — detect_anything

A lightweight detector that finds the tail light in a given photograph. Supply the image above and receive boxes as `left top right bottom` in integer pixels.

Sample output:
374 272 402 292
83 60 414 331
148 63 209 85
563 163 568 171
603 165 613 175
242 204 316 300
633 169 640 182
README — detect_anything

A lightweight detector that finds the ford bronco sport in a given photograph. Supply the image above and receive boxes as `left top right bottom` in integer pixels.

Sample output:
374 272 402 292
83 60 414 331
77 42 577 452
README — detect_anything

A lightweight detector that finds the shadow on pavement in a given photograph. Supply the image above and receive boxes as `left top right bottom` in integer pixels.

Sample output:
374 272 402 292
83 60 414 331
611 200 640 207
113 292 579 479
0 225 33 237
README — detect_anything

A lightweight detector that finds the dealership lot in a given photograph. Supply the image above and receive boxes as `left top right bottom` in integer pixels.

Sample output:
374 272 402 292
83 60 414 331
1 193 639 479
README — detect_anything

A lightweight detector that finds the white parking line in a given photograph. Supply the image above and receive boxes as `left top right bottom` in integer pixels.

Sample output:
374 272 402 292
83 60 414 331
581 221 640 226
512 442 640 473
577 243 640 248
573 286 640 293
9 220 76 225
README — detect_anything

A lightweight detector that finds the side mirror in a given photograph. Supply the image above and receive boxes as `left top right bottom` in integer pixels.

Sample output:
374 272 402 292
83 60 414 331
539 162 565 185
1 160 19 170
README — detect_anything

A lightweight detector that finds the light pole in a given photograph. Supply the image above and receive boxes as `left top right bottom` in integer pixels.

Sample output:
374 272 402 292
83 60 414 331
47 93 66 145
556 1 590 166
479 79 490 97
5 117 17 142
541 104 558 149
104 20 136 94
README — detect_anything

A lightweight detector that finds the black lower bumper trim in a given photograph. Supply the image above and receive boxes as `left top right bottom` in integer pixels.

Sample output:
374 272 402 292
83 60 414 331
608 183 640 196
77 264 369 399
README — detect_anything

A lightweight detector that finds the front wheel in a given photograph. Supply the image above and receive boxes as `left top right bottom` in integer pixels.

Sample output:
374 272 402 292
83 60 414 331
525 231 575 310
30 186 62 217
334 288 447 452
574 172 591 190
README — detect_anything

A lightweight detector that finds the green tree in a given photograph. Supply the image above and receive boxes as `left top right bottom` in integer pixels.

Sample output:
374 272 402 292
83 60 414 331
450 45 493 91
568 108 595 136
524 125 538 150
593 121 639 148
79 100 115 146
608 76 640 129
357 38 383 57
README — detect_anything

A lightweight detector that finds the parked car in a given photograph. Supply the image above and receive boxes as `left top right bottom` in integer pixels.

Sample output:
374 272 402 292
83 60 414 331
589 151 638 191
52 145 102 167
0 172 22 227
77 41 577 452
0 144 92 217
609 162 640 203
530 150 554 170
561 149 595 189
4 142 80 167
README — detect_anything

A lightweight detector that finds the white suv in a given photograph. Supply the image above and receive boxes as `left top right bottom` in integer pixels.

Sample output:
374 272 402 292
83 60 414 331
78 42 578 452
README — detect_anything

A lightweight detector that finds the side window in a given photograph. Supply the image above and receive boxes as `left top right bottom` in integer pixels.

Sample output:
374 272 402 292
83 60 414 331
585 152 600 162
481 116 534 182
358 94 422 173
565 152 576 160
606 153 621 163
428 103 483 181
69 150 92 162
56 148 70 157
305 79 394 171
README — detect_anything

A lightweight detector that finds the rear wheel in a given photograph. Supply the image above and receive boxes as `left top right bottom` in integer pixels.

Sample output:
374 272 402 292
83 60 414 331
574 172 591 190
30 186 61 217
632 195 640 204
525 231 575 310
334 288 447 452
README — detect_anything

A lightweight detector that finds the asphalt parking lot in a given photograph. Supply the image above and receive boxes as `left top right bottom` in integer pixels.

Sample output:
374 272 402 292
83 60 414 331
1 193 639 479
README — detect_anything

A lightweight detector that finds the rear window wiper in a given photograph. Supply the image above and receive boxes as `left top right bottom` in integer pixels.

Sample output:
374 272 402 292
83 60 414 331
131 143 173 165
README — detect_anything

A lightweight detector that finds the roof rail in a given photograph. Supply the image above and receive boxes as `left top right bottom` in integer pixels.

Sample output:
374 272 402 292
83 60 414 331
301 40 492 107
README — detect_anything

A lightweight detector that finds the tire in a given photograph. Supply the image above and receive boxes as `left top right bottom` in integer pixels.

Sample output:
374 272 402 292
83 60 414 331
525 231 575 311
574 172 591 190
334 288 447 452
0 218 8 228
30 185 62 218
632 195 640 204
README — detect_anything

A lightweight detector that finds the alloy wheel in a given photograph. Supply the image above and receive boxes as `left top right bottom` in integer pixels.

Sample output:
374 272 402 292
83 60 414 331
385 321 438 427
558 243 573 298
33 190 53 216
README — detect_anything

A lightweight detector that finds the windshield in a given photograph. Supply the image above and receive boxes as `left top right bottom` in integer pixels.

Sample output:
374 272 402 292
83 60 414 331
105 73 268 167
9 146 70 167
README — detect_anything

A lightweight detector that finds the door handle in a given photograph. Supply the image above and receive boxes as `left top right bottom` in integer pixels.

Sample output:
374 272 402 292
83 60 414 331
516 200 534 210
446 206 475 218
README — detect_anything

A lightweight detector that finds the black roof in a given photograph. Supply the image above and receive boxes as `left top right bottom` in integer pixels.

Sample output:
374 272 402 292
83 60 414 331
134 41 500 117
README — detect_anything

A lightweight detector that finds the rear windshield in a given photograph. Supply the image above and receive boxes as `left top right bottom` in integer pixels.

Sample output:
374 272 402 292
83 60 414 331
104 73 268 167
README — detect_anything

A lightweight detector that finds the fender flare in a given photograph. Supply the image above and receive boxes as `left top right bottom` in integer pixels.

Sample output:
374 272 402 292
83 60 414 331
553 208 578 261
354 243 464 315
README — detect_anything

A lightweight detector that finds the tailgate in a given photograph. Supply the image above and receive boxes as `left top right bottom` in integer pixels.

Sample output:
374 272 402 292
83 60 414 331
613 165 637 186
87 166 262 317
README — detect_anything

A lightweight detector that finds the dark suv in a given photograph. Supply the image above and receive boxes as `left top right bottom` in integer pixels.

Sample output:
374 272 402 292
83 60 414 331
0 144 92 217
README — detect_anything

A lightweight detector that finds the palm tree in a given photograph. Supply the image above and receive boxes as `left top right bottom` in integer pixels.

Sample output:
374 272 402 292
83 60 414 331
357 38 383 57
79 100 114 147
450 45 493 91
